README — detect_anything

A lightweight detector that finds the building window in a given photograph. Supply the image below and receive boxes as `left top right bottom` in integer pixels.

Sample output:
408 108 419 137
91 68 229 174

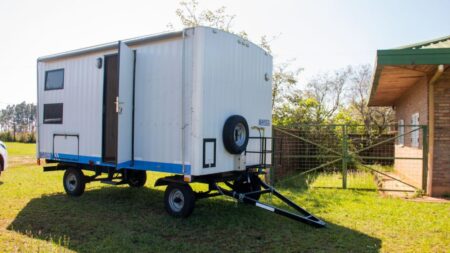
43 103 63 124
45 69 64 90
398 119 404 146
411 113 419 148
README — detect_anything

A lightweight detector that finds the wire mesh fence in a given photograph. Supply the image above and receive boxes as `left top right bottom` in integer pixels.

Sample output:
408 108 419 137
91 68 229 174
272 124 428 192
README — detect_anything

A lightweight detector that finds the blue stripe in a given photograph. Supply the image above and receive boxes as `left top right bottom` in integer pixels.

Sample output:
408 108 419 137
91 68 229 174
39 152 190 174
131 160 190 174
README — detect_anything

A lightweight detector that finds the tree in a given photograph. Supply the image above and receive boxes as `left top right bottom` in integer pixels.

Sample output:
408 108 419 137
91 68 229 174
273 64 394 129
0 102 37 141
272 60 303 109
170 0 235 32
169 2 393 129
273 96 323 126
346 64 394 133
305 67 351 123
274 67 351 125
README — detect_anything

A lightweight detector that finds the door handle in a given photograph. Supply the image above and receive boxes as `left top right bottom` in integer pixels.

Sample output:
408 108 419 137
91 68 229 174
114 96 123 113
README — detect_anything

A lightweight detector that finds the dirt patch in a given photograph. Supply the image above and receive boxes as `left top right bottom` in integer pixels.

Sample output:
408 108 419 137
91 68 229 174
8 156 36 167
407 196 450 203
375 172 417 198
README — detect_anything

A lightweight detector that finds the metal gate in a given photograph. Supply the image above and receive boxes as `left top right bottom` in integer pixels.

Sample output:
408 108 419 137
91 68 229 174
272 124 428 193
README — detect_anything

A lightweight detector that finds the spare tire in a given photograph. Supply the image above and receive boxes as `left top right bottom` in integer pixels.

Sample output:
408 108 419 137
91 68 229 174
222 115 249 154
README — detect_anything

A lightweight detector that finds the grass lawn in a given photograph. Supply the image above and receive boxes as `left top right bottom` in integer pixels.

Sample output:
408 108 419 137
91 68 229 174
0 143 449 252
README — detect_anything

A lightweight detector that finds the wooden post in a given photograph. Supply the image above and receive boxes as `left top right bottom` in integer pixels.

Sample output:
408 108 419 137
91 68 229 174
342 125 348 189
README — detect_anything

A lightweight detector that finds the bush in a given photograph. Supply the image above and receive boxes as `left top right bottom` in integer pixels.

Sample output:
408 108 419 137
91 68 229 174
0 131 14 142
0 131 36 143
16 132 36 143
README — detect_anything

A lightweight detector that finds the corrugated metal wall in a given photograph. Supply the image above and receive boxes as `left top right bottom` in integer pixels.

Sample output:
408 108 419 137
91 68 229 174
38 50 115 161
133 37 185 166
191 27 273 175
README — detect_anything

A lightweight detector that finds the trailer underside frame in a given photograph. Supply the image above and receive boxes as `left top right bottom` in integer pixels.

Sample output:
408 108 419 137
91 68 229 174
43 160 326 228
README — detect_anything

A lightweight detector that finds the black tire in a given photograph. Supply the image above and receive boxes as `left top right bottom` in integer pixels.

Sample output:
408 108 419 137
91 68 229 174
164 183 195 218
63 168 86 197
233 173 262 203
127 170 147 188
0 156 3 172
222 115 249 154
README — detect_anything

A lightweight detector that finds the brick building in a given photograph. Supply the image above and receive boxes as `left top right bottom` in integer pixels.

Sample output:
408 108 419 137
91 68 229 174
369 36 450 197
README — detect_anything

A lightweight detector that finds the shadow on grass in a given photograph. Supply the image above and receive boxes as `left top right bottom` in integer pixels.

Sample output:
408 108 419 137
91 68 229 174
0 181 3 186
9 187 381 252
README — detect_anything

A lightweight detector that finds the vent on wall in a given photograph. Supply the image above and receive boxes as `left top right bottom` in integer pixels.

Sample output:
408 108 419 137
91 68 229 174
203 138 216 168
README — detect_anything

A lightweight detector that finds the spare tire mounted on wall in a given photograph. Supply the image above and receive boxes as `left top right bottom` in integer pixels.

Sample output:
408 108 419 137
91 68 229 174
222 115 249 154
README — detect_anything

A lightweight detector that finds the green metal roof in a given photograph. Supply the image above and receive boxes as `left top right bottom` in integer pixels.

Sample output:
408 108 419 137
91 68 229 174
369 35 450 106
395 35 450 50
377 48 450 65
377 35 450 65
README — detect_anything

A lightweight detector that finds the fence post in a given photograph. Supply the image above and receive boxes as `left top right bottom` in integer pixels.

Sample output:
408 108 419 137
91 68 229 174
422 125 428 193
342 125 348 189
271 129 276 185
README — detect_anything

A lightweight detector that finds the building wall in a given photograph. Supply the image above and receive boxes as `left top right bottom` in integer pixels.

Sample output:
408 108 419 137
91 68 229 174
394 76 428 140
393 77 428 187
432 69 450 196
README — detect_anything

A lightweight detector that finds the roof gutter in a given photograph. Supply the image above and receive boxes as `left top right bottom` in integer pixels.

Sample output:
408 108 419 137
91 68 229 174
427 64 445 194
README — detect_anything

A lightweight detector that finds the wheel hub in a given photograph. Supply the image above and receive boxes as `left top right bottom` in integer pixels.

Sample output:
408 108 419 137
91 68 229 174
169 189 185 212
66 174 77 192
233 123 246 146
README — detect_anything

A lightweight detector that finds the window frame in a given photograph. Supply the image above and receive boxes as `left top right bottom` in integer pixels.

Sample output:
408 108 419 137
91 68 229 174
411 113 420 148
44 68 65 91
398 119 404 146
43 103 64 124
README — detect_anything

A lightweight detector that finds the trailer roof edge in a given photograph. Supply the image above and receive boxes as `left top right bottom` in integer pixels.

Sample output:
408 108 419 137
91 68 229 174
38 30 184 62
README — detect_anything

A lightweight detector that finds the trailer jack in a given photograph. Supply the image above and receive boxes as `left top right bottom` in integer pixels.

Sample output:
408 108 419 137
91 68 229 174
213 176 326 228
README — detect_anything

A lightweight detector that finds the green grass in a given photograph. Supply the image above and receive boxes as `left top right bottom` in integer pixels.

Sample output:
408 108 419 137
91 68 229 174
310 171 378 190
3 142 36 156
0 143 449 252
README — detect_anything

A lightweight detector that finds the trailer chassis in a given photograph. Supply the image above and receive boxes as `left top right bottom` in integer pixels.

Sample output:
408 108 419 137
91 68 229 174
44 161 325 227
156 169 326 228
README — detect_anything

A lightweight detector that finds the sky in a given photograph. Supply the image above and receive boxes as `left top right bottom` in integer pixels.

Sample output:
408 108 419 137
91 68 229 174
0 0 449 107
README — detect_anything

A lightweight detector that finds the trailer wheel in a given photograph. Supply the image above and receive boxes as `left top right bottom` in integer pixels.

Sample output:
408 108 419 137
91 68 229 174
63 168 86 197
127 170 147 188
164 184 195 218
233 174 262 203
222 115 249 154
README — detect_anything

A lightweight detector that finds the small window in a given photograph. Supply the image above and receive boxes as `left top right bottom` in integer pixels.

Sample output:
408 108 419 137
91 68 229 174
43 103 63 124
398 119 404 146
45 69 64 90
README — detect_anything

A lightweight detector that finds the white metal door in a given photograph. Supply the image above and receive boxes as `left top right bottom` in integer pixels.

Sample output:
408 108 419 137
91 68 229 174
117 41 135 165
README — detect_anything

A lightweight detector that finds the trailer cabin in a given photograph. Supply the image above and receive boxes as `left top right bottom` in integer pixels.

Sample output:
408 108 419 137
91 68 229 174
37 27 325 226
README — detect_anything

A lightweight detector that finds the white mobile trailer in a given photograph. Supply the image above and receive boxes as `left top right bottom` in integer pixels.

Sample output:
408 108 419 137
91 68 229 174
38 26 272 176
36 27 325 226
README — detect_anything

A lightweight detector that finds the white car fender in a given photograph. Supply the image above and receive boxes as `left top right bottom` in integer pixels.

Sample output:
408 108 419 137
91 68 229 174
0 141 7 173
